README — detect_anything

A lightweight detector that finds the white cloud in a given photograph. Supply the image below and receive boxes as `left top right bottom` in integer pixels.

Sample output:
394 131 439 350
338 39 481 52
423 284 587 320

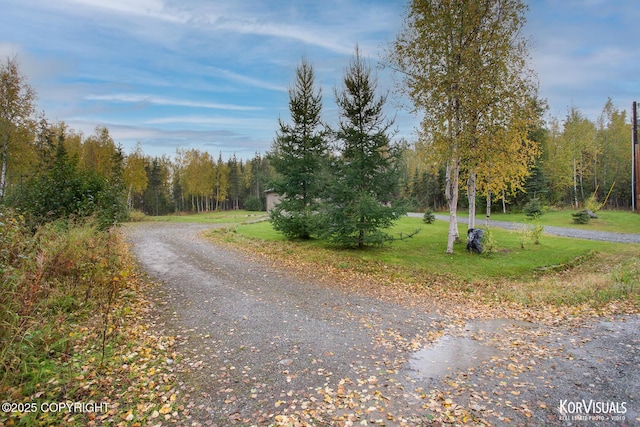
145 115 274 129
85 94 262 111
0 42 22 58
209 68 287 93
62 0 188 23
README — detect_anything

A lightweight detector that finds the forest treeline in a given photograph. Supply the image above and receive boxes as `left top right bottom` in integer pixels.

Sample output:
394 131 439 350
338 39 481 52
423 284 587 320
0 57 634 225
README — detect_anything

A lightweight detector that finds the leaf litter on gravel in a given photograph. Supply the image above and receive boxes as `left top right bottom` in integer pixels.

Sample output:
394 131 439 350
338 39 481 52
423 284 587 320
191 229 640 426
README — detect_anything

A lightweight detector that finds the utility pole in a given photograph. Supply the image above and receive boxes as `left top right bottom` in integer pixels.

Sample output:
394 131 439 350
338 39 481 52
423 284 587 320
634 102 639 212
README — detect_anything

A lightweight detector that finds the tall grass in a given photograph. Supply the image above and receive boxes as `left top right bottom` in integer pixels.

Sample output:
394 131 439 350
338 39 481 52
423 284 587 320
0 213 126 388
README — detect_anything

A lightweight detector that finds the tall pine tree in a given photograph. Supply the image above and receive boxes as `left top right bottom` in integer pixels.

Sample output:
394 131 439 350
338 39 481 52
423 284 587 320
269 57 328 239
323 47 405 248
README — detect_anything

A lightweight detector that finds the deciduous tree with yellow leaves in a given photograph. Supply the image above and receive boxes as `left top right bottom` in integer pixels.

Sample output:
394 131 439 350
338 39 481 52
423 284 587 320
389 0 540 253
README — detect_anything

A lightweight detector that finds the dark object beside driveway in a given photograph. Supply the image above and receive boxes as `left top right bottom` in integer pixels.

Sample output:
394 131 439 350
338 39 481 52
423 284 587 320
466 228 484 254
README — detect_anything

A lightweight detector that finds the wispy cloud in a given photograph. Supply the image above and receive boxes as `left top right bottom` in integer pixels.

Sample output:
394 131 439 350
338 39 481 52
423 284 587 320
62 0 188 23
85 94 262 111
210 68 288 93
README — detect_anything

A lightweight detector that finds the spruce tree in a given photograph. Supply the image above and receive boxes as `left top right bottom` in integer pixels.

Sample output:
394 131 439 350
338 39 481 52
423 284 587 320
323 47 405 247
269 57 328 239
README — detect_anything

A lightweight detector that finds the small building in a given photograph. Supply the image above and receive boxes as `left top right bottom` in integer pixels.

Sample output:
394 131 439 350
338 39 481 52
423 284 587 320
264 190 281 212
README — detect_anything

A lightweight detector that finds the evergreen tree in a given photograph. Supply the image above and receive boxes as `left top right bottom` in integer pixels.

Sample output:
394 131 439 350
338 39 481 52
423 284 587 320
227 155 242 210
323 47 405 248
143 156 173 216
268 57 328 239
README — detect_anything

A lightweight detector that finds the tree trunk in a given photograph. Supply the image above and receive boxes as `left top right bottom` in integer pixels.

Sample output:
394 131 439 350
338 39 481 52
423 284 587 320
573 157 579 208
467 171 476 230
445 158 460 254
579 153 584 202
486 191 492 228
127 184 133 210
502 190 507 213
0 147 7 200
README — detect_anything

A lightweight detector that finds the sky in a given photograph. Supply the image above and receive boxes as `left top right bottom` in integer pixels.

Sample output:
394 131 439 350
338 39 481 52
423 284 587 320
1 0 639 160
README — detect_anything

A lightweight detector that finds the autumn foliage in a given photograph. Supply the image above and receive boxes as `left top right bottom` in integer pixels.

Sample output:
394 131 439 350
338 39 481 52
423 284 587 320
0 213 179 425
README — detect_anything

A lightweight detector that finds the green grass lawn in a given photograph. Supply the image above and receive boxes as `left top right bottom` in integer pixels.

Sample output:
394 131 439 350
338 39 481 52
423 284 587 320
141 210 267 224
136 209 639 308
214 215 639 308
458 209 640 234
233 216 638 283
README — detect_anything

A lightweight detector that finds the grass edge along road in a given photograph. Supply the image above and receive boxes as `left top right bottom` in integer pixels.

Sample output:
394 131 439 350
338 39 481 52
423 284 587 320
195 210 640 314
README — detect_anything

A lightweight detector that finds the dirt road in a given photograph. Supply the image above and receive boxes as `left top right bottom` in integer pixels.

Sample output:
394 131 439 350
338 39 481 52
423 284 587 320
125 222 639 426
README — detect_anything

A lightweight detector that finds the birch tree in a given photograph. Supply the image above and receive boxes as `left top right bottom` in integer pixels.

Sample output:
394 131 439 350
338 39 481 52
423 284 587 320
123 143 148 210
0 57 36 199
389 0 538 253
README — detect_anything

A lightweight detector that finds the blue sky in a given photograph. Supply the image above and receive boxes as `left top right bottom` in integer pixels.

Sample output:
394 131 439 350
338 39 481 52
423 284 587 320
1 0 638 160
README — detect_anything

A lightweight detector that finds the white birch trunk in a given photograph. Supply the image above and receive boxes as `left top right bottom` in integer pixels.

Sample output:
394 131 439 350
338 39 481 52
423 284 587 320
0 155 7 200
573 157 579 208
486 191 492 228
445 158 460 254
467 171 476 230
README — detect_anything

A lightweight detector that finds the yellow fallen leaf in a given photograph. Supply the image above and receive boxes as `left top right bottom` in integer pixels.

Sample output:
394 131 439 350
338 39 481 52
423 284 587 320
158 404 172 414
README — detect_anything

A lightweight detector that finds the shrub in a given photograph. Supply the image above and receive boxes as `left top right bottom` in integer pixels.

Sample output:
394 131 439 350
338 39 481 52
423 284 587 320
6 144 127 230
0 211 126 389
572 210 591 224
523 198 543 218
127 210 147 222
244 195 264 212
481 228 497 255
422 209 436 224
531 222 544 244
517 221 545 248
584 194 602 212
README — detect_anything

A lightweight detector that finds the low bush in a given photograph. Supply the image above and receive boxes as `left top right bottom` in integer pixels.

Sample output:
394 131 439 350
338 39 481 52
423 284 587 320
422 209 436 224
0 210 181 425
0 211 125 398
523 198 543 218
127 209 147 222
244 195 264 212
572 210 591 224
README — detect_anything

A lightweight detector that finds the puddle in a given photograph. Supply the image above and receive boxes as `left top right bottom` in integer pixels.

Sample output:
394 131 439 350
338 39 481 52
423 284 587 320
408 319 534 380
409 335 502 379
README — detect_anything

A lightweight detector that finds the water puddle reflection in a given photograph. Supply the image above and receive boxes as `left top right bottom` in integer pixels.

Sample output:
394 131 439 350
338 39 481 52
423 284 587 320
408 319 533 380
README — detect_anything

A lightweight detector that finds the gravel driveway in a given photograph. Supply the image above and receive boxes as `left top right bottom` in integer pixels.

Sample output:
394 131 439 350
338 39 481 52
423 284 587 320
125 222 639 426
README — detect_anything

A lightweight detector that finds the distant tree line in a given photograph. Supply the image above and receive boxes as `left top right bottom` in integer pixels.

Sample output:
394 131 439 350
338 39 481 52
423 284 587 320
398 97 633 213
